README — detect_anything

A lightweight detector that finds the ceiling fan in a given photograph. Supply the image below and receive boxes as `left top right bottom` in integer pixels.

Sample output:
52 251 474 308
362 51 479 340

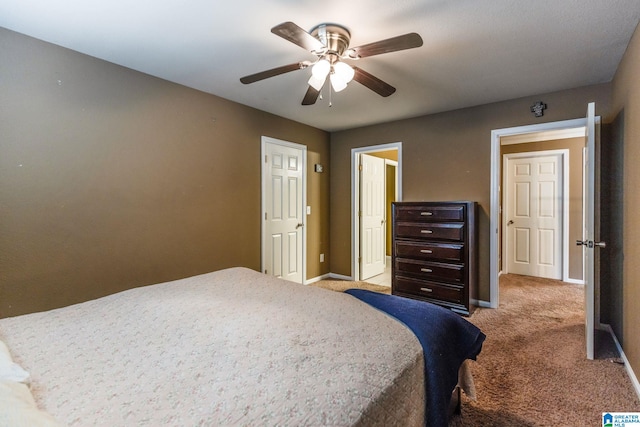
240 22 423 105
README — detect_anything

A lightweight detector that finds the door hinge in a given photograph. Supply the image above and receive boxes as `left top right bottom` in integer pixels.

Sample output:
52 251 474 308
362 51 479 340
359 164 363 171
265 212 267 220
265 155 268 163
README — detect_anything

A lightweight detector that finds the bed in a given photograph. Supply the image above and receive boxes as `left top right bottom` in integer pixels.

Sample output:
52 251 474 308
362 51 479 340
0 267 484 426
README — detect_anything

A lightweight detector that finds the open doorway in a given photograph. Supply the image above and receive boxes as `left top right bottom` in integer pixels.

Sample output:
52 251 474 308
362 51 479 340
492 104 604 361
490 120 589 308
351 143 402 282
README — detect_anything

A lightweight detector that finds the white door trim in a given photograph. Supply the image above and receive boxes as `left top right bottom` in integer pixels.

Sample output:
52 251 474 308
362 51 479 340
502 149 569 280
490 118 589 308
261 136 307 284
351 142 402 281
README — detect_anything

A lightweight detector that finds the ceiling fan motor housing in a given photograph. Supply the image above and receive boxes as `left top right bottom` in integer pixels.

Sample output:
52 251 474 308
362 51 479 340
310 24 351 60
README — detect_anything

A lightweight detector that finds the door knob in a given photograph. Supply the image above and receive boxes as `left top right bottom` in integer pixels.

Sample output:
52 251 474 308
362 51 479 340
507 220 514 225
296 223 304 229
576 240 606 248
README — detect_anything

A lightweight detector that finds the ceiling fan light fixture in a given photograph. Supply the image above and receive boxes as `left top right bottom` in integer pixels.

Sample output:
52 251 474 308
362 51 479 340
329 61 354 92
308 74 326 91
333 61 355 83
311 59 330 79
329 73 348 92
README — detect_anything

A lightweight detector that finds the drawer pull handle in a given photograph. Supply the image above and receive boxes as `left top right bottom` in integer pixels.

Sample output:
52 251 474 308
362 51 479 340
420 287 433 293
420 249 433 254
421 230 433 234
420 212 433 216
421 268 433 273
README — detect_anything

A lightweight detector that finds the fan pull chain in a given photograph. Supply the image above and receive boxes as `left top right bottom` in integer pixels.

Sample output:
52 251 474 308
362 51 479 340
329 81 333 107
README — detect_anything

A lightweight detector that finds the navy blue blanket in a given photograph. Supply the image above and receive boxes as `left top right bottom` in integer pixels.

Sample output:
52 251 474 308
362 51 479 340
345 289 485 427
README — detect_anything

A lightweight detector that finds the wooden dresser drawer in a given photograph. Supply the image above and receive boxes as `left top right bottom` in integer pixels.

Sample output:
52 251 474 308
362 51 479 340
395 276 464 304
395 258 464 283
395 222 464 242
394 205 464 222
394 241 464 262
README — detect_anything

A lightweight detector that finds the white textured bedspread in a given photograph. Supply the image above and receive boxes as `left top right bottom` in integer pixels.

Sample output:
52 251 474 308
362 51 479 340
0 267 425 426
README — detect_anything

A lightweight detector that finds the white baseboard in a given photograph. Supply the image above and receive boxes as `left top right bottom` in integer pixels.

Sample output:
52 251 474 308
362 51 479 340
304 274 332 285
306 272 355 284
564 277 584 285
329 273 353 281
473 299 492 308
600 323 640 401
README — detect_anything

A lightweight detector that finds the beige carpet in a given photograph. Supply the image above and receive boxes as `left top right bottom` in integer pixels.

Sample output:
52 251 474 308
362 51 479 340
309 279 391 294
313 274 640 426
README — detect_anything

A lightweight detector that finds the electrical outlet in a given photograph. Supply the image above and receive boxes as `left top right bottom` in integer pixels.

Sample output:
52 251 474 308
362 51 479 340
320 254 325 263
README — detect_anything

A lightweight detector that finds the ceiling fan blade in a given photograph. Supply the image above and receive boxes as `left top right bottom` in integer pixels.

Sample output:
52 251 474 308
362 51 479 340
352 67 396 97
302 85 321 105
347 33 423 59
271 22 326 53
240 62 307 84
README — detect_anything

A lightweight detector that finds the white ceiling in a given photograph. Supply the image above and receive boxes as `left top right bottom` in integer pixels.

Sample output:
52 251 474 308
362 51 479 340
1 1 639 131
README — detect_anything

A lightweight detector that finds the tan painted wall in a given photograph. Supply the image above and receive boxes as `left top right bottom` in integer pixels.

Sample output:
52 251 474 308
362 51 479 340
330 84 612 302
501 137 585 281
368 150 398 161
0 28 330 317
611 21 640 392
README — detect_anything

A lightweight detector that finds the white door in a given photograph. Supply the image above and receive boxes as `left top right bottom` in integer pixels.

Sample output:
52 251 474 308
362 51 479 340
578 102 603 360
504 153 563 279
262 138 305 283
360 153 386 280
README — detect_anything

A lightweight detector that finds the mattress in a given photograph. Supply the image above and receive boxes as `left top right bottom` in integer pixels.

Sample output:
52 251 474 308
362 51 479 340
0 267 427 426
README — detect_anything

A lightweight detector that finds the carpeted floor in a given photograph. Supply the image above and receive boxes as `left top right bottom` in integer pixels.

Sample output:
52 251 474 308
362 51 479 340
313 274 640 426
309 279 391 294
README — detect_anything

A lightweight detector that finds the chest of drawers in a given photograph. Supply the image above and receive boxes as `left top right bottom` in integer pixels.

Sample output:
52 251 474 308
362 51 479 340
391 201 478 315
